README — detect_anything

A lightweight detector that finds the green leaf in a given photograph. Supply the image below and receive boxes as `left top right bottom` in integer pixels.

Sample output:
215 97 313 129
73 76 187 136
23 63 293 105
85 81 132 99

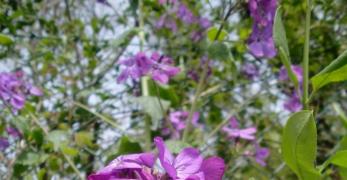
133 96 170 129
111 28 138 47
207 27 228 42
47 130 69 151
339 136 347 151
16 151 48 165
74 131 94 147
282 110 320 179
273 7 290 57
311 49 347 91
339 167 347 179
165 140 190 154
0 33 14 45
329 150 347 168
207 42 233 61
273 7 299 89
61 145 79 157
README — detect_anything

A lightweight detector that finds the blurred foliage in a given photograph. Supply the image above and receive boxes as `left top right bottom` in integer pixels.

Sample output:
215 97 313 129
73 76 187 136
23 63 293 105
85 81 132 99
0 0 346 179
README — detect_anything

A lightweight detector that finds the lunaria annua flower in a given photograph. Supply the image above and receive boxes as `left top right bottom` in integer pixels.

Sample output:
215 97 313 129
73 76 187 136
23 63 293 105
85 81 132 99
156 14 178 32
244 143 270 167
222 117 257 141
162 111 200 138
241 63 259 79
117 52 180 84
247 0 277 58
6 127 22 138
278 65 303 84
283 92 302 112
0 137 9 150
89 137 226 180
0 71 43 111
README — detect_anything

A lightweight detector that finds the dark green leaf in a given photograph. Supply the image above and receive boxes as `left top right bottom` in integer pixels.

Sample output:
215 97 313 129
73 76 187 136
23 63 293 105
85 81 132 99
282 110 320 179
208 42 233 61
311 49 347 91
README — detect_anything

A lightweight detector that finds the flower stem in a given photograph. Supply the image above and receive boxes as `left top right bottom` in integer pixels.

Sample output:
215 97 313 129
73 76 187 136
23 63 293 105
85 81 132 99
302 0 312 110
138 0 152 151
182 2 239 142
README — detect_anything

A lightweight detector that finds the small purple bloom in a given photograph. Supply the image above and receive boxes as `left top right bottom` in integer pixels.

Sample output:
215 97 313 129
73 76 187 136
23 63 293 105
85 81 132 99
176 4 195 24
242 63 259 79
222 117 257 141
156 14 178 32
279 65 303 84
247 0 277 58
148 52 180 84
96 0 111 7
0 137 9 150
0 71 42 111
200 156 226 180
254 145 270 167
88 153 156 180
283 93 302 112
6 127 22 138
198 18 211 30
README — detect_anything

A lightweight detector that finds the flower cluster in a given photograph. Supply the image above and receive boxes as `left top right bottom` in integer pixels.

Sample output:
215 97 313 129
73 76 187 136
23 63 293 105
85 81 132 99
278 65 303 112
241 63 259 80
0 127 22 150
162 111 201 138
117 52 180 84
156 1 211 42
0 71 43 111
222 117 270 166
88 137 226 180
247 0 277 58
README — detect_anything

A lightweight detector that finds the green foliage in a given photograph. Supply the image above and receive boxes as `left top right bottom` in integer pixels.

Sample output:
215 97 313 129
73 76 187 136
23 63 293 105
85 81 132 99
0 34 13 45
208 42 233 62
311 49 347 91
282 111 320 179
165 140 190 154
207 27 228 42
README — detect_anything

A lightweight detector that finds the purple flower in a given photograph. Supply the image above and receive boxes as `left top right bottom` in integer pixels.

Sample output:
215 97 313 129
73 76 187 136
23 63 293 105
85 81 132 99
188 56 212 82
222 117 257 141
6 127 22 138
154 137 225 179
283 93 302 112
176 4 195 24
279 65 303 84
166 111 200 138
0 137 9 150
96 0 111 7
242 63 259 79
156 14 178 32
254 145 270 167
247 0 277 58
198 18 211 30
117 52 180 84
88 153 156 180
148 52 181 84
0 71 42 111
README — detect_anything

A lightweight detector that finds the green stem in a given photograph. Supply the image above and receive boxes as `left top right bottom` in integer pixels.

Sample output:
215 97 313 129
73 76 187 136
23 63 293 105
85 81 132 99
138 0 151 151
182 2 238 142
302 0 312 110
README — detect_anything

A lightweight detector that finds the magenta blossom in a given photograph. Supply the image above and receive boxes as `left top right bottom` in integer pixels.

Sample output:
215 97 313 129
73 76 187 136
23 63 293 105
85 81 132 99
279 65 303 84
154 137 225 180
222 117 257 141
0 71 42 111
0 137 9 150
283 92 302 112
242 63 259 79
254 144 270 166
164 111 200 138
176 4 195 24
247 0 277 58
88 153 156 180
117 52 180 84
6 127 22 138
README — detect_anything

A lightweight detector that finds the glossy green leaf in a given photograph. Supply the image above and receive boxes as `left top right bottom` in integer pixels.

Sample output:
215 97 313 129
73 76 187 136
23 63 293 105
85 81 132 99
0 33 13 45
207 27 228 42
273 7 290 57
207 42 233 61
282 110 320 179
273 7 299 89
134 96 170 129
311 49 347 91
